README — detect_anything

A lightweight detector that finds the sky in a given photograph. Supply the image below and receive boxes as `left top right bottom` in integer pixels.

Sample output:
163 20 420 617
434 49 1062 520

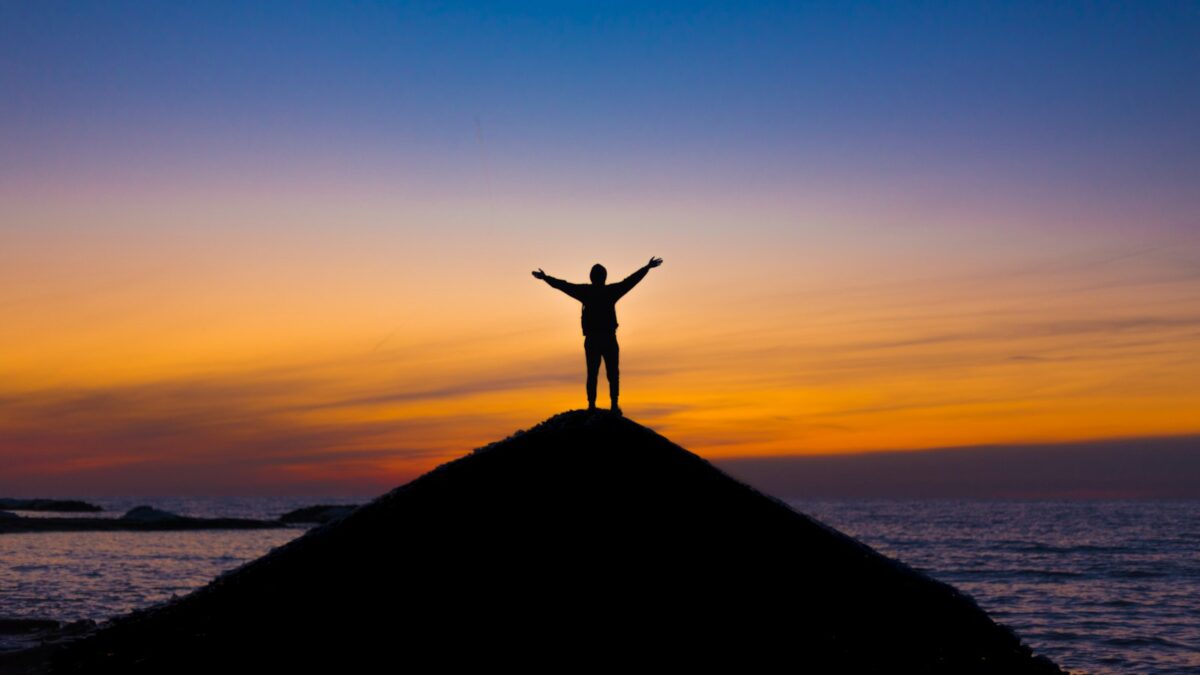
2 1 1198 496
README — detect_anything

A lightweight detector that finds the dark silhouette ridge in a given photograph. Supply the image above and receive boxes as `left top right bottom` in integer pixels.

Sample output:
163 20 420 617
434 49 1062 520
0 506 286 534
1 411 1065 674
0 499 101 513
533 256 663 413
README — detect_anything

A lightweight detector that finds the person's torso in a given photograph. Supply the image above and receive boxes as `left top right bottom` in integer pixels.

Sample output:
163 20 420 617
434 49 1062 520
579 286 618 336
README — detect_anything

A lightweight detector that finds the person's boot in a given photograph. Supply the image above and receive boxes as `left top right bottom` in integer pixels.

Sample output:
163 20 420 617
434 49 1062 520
610 401 622 416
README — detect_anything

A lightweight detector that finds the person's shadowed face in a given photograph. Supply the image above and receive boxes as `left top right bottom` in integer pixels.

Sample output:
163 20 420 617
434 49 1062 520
590 264 607 285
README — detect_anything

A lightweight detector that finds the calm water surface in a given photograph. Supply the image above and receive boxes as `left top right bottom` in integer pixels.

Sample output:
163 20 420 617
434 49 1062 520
791 500 1200 675
0 497 356 624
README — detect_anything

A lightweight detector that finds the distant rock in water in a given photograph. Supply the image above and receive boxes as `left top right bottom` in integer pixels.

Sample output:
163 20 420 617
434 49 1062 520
0 508 282 535
278 504 359 524
119 506 185 523
0 499 101 513
4 410 1065 674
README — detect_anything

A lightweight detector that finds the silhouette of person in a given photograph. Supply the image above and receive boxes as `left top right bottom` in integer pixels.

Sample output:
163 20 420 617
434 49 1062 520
533 256 663 415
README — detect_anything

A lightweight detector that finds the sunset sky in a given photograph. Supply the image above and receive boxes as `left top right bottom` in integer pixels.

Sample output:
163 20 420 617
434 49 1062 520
3 2 1198 496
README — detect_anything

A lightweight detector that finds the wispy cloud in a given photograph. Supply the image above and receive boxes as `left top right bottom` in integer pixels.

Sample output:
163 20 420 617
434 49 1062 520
3 220 1199 494
0 352 583 494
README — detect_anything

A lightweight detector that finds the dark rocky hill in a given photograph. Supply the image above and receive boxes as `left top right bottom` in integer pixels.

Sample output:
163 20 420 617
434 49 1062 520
2 410 1065 674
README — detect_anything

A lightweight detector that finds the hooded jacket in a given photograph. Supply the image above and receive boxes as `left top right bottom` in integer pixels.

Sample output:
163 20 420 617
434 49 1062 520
541 265 649 336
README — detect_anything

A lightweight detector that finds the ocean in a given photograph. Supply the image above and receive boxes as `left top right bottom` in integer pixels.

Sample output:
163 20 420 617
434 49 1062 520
793 500 1200 675
2 497 1197 674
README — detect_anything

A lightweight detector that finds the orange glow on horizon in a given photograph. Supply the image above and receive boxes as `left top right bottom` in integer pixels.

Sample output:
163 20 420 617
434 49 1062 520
4 182 1200 495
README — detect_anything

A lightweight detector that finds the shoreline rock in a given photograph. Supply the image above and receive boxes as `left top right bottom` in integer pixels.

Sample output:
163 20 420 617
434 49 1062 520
0 619 95 661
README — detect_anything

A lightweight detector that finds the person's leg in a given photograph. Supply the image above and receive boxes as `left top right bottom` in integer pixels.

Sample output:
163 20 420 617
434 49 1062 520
604 335 620 412
584 335 601 409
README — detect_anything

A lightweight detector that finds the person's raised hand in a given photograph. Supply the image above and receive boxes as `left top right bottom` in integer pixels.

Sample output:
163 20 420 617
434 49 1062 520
648 256 663 268
532 268 546 280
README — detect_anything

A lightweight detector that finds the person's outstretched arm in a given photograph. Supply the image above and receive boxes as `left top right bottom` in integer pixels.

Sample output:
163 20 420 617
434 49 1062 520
531 268 586 301
610 256 663 301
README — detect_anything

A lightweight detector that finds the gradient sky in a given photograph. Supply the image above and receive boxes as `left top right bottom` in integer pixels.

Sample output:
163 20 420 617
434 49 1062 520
2 2 1199 496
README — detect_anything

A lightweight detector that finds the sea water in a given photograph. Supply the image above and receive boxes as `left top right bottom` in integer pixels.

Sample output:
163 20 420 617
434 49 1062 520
2 497 1197 674
791 500 1200 675
0 497 353 626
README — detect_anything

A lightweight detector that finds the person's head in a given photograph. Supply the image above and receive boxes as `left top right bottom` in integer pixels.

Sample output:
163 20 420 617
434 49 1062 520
590 263 607 285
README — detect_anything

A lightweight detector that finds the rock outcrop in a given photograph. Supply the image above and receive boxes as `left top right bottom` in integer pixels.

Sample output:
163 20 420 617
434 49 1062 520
0 499 101 513
1 410 1065 674
0 508 282 534
118 506 185 523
